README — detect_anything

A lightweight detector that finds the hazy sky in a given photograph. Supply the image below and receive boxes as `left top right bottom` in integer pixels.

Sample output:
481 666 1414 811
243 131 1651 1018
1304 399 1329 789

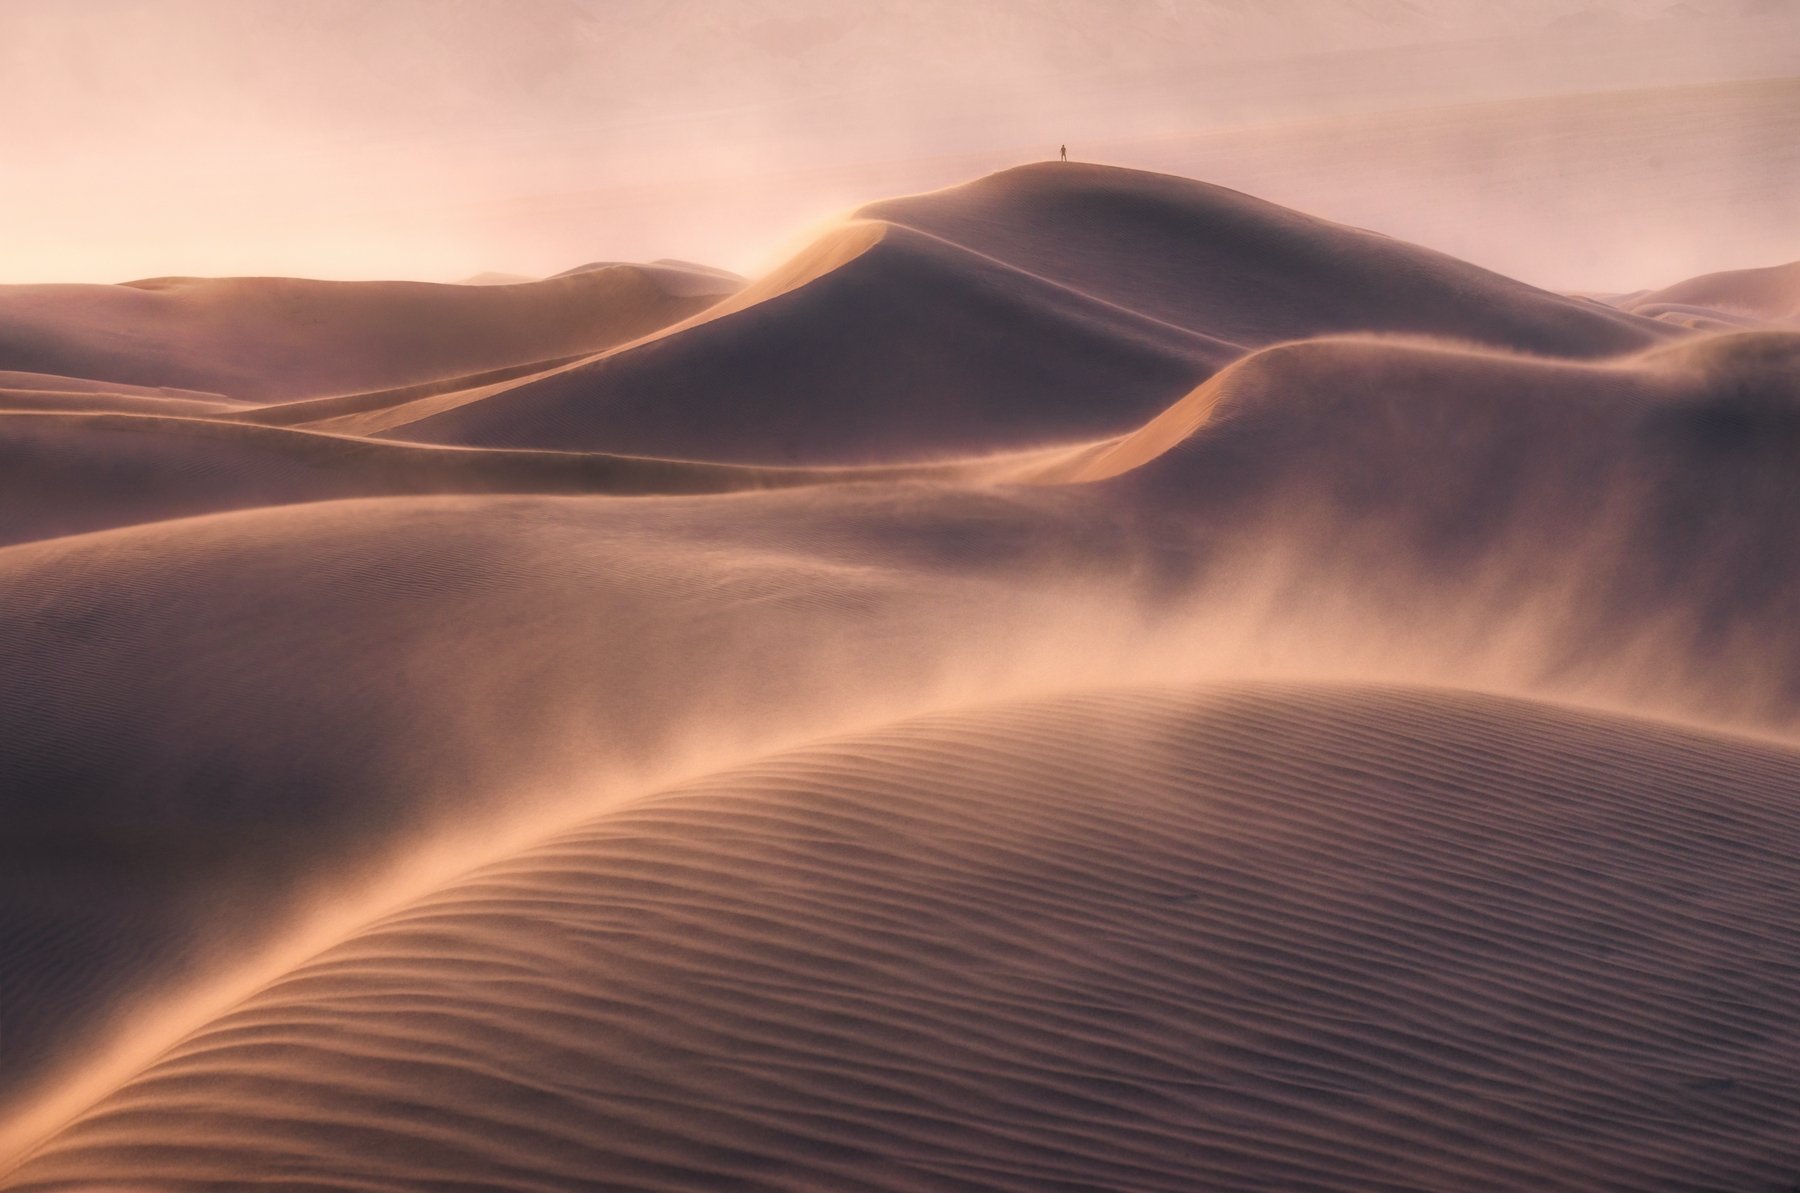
3 1 1795 287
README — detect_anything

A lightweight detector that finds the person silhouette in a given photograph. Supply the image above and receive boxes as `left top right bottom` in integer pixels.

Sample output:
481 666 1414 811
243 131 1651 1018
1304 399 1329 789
1060 144 1068 162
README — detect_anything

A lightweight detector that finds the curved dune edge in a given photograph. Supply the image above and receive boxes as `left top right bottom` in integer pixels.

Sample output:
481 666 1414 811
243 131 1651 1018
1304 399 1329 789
7 680 1800 1191
1009 338 1598 484
1013 327 1800 485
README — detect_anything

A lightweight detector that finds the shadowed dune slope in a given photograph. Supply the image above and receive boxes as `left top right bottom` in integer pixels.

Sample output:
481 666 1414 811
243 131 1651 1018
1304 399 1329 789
0 265 729 403
10 683 1800 1193
1622 259 1800 326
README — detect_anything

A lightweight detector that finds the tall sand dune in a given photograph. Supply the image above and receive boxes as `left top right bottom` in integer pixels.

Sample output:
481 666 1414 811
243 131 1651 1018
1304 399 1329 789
375 165 1675 464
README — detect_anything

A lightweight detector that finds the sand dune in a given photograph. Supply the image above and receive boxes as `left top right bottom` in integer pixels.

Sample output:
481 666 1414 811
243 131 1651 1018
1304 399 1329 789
366 164 1674 465
861 165 1672 357
364 217 1228 462
1621 258 1800 325
4 161 1798 1189
10 683 1800 1191
0 264 729 403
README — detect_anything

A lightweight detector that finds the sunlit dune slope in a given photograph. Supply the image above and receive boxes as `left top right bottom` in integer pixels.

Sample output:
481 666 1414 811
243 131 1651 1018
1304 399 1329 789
0 264 729 403
10 683 1800 1193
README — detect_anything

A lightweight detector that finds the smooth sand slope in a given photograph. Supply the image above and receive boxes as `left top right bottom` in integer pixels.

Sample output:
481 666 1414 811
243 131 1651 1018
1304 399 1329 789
3 163 1797 1190
10 684 1800 1192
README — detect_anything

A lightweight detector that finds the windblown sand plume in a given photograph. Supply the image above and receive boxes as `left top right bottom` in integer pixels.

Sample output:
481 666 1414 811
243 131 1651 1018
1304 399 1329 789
3 162 1799 1191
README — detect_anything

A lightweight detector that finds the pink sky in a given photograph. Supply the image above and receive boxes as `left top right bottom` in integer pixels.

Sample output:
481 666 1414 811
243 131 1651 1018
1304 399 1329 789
2 1 1795 288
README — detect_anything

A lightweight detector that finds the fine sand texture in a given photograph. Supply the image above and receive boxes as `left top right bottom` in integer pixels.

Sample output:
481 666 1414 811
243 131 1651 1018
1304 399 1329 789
3 163 1798 1192
11 684 1800 1192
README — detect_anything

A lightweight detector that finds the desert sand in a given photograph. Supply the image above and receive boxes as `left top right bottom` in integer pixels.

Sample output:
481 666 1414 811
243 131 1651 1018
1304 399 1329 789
3 162 1799 1191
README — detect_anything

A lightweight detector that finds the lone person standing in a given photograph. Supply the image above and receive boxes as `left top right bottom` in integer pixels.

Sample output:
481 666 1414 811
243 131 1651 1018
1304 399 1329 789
1060 144 1068 162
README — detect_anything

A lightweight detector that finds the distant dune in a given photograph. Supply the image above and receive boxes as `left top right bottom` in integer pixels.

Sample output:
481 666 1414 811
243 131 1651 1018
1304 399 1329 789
4 163 1798 1190
1619 258 1800 325
0 264 732 403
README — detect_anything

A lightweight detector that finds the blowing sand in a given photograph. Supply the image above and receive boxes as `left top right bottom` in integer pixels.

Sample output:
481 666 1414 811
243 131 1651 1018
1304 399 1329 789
3 162 1798 1191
